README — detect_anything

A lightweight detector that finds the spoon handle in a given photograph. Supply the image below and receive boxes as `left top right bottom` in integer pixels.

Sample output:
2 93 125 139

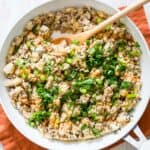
84 0 150 38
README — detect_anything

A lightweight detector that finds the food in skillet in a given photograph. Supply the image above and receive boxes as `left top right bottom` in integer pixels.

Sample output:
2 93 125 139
3 7 141 140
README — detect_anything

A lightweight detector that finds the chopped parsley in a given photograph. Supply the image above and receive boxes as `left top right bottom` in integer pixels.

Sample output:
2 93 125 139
64 69 78 81
43 61 52 75
29 111 51 127
71 39 80 45
120 81 132 89
86 43 104 69
92 128 101 136
81 124 88 130
116 39 127 51
36 84 59 106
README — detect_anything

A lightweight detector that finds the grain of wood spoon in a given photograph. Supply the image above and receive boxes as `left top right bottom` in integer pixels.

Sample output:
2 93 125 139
52 0 149 44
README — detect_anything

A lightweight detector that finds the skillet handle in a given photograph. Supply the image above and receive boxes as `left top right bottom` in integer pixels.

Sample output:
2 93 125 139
124 125 150 149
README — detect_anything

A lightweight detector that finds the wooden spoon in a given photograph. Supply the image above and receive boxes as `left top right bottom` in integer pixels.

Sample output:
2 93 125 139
52 0 149 44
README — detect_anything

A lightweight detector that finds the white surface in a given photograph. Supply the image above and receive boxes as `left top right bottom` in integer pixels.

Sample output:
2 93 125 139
144 3 150 27
0 0 149 150
140 140 150 150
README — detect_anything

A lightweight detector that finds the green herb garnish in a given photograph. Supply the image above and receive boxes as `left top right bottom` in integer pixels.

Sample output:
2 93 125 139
64 69 78 81
86 40 91 46
71 39 80 45
116 39 127 51
29 111 51 127
127 93 137 99
36 84 59 106
105 24 112 31
44 61 52 75
81 124 88 130
96 17 104 24
86 43 104 69
120 81 132 89
92 128 101 136
15 58 28 68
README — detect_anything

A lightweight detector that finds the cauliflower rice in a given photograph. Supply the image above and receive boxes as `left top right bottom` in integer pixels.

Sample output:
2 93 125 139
3 7 141 140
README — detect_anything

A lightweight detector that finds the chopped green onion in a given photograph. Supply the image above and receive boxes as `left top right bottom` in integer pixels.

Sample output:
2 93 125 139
28 111 51 127
79 87 87 94
66 57 73 64
89 47 96 55
79 73 84 80
26 40 32 49
71 39 80 45
111 93 119 105
96 17 104 24
70 116 81 123
117 63 127 72
107 77 118 86
70 49 75 57
77 78 94 85
90 113 99 121
29 122 35 127
116 39 127 51
36 84 59 106
120 81 132 89
127 93 137 99
134 42 140 48
118 46 124 51
14 45 20 53
34 69 39 76
15 58 27 68
60 89 81 103
40 74 47 81
103 111 109 119
104 69 114 77
105 24 112 31
32 25 38 34
81 124 88 130
21 73 28 80
43 61 51 75
64 69 78 81
92 128 101 136
130 49 141 57
95 78 103 85
67 101 74 109
86 40 90 46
